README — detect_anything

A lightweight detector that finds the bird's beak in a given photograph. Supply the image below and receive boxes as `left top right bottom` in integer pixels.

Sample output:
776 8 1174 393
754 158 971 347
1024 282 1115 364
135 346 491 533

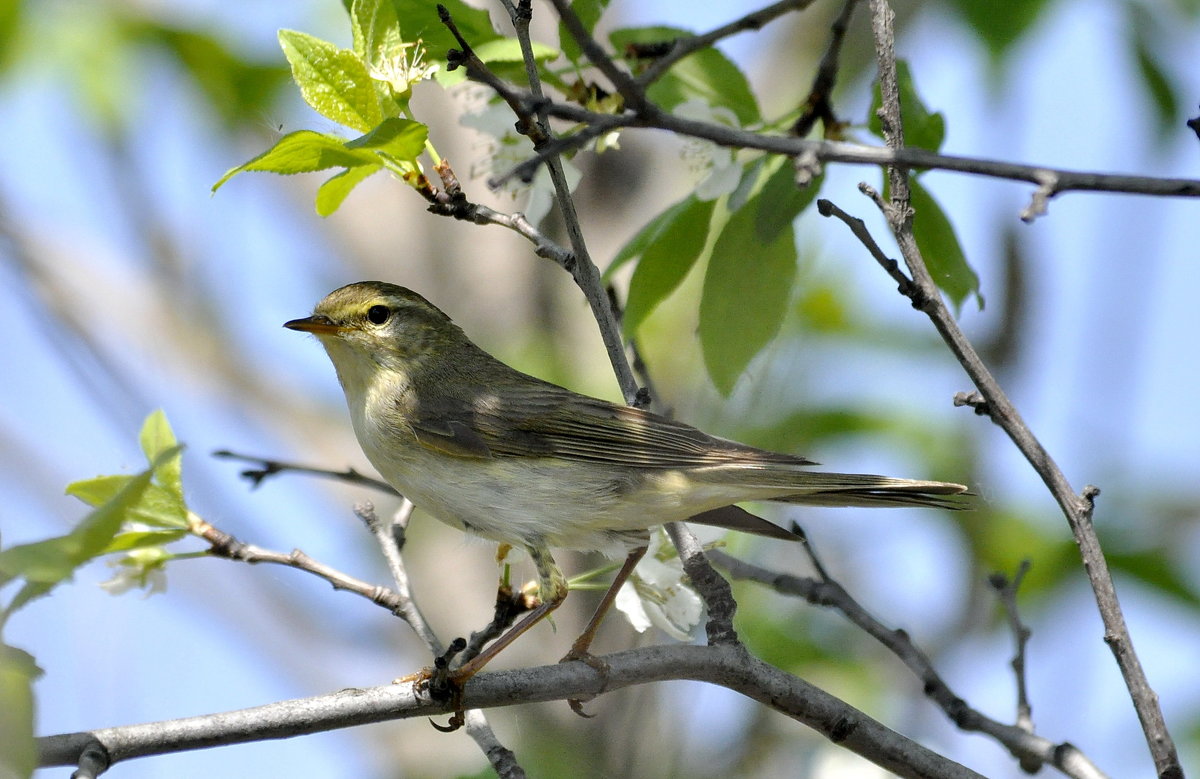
284 315 344 335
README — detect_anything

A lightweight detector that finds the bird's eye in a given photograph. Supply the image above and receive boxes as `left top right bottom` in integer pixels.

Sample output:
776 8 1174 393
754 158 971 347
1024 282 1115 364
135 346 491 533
366 305 391 325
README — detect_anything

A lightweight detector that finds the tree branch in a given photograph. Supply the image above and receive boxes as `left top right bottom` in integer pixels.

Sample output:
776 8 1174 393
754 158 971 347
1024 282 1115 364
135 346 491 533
634 0 819 89
212 450 396 494
708 550 1106 778
817 6 1185 775
439 2 640 404
492 98 1200 204
38 644 984 779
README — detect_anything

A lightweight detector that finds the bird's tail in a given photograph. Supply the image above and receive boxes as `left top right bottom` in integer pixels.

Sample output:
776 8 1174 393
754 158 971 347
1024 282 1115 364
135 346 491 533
766 471 969 510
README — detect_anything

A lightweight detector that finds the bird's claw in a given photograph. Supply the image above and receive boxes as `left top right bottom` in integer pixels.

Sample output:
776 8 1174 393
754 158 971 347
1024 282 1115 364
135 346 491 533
418 637 469 731
560 647 609 718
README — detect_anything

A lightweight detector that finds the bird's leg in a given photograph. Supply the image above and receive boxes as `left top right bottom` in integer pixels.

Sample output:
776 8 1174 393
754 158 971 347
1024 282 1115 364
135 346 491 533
563 545 647 662
449 544 568 684
559 544 647 718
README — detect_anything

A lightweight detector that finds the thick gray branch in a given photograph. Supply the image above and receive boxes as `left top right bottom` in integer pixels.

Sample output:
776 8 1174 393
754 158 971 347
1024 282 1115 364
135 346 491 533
39 644 981 779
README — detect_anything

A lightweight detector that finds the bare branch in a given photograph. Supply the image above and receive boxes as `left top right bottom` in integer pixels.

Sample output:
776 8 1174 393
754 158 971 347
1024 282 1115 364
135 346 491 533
497 99 1200 203
849 4 1184 774
193 517 411 619
355 501 444 654
547 0 649 112
212 450 396 494
635 0 819 89
793 0 859 138
708 550 1107 779
665 523 738 645
439 2 640 404
37 644 985 779
989 560 1036 769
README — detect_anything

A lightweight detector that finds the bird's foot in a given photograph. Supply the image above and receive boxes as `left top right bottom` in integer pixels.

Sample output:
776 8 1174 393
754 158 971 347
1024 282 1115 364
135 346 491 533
559 645 610 718
419 637 468 732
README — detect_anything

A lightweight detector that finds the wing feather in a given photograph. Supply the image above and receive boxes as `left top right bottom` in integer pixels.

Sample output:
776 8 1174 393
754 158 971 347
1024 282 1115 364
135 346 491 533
408 381 815 470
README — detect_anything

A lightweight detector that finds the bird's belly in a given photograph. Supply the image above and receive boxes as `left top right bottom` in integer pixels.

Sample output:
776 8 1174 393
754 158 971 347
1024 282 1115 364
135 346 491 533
363 445 735 555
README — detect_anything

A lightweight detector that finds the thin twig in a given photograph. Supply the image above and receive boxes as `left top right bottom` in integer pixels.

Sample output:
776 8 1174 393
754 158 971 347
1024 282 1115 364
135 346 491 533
853 4 1182 775
816 197 919 300
212 450 396 494
192 517 412 619
464 709 526 779
355 501 444 654
547 0 648 112
439 2 640 403
793 0 859 137
989 559 1036 775
426 162 577 266
665 523 738 645
707 550 1106 778
635 0 818 88
492 98 1200 203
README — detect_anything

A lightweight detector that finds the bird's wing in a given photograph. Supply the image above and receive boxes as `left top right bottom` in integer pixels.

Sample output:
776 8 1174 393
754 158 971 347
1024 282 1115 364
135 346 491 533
409 382 815 470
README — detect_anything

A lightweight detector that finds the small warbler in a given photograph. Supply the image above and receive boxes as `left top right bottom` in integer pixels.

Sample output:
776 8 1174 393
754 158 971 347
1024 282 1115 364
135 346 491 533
286 281 967 670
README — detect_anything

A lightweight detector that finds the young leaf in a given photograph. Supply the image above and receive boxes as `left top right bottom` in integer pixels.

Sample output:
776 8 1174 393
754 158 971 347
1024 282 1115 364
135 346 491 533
624 196 716 334
868 59 945 153
700 203 797 395
278 29 382 132
0 462 160 596
472 37 559 65
351 0 403 64
139 409 182 497
400 0 500 71
945 0 1052 64
103 529 189 554
908 177 982 312
66 478 187 529
610 26 760 125
605 195 697 278
754 159 824 244
316 164 381 216
344 117 428 161
212 130 382 191
559 0 610 64
0 644 40 779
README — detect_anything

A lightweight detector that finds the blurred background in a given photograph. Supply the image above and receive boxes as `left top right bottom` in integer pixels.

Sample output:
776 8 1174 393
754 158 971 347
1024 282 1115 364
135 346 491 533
2 0 1199 776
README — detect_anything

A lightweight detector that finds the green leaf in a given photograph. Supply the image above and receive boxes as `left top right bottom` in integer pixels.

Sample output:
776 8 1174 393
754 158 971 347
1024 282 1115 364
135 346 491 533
624 196 716 334
133 24 291 129
908 178 982 312
351 0 403 64
212 130 382 191
0 644 40 779
66 478 187 529
560 0 609 64
103 529 189 554
316 164 381 216
398 0 499 67
0 463 159 592
1129 7 1179 139
605 195 697 277
754 158 823 244
345 117 428 160
473 37 559 65
278 29 382 132
610 26 760 125
946 0 1052 63
868 60 945 153
139 409 181 496
0 1 22 75
700 203 797 395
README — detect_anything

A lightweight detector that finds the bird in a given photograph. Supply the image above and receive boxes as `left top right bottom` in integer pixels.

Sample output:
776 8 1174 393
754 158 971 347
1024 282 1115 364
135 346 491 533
285 281 968 675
